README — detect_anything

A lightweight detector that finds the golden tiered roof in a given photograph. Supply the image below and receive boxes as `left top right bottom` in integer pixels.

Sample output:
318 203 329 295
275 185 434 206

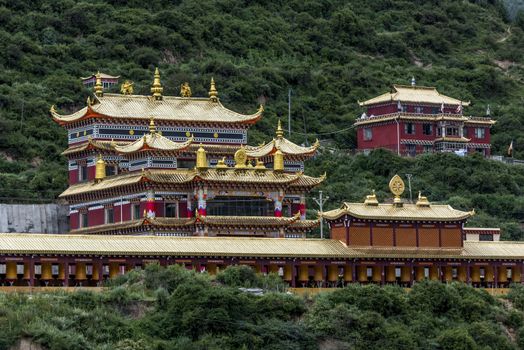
59 168 326 198
359 84 470 106
245 120 319 158
51 94 264 125
113 120 194 154
323 175 473 222
322 202 473 221
0 234 522 259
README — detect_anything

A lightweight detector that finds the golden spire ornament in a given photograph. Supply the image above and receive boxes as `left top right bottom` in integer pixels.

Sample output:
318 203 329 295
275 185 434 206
151 67 163 100
276 119 284 138
209 77 218 102
149 117 156 134
94 71 103 97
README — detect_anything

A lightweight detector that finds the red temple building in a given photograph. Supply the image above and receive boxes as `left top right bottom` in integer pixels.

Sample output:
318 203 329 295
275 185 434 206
51 69 323 238
354 81 495 156
81 72 120 88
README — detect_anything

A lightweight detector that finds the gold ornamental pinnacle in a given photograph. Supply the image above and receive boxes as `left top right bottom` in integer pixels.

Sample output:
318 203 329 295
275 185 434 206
389 174 405 204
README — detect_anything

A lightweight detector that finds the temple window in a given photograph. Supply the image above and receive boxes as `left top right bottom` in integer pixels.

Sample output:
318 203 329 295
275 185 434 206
165 203 179 218
415 106 423 113
132 204 141 220
363 128 372 141
479 234 493 241
178 159 196 169
80 213 88 228
404 123 415 135
207 196 272 216
475 128 485 139
78 165 88 182
463 127 468 137
406 144 416 156
401 105 408 113
106 164 117 176
422 124 433 135
446 127 459 136
105 208 114 224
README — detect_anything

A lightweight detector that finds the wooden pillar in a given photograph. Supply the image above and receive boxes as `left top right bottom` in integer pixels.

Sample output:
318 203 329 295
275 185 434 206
494 265 498 288
352 263 357 282
28 260 35 287
291 263 297 288
64 262 69 287
466 262 471 284
381 264 386 285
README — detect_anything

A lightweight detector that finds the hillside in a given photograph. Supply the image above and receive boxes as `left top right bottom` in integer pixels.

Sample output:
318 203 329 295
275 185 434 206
0 1 523 234
3 264 524 350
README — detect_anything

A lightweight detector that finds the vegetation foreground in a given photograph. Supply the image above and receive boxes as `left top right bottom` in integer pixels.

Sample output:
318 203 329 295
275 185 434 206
2 265 524 350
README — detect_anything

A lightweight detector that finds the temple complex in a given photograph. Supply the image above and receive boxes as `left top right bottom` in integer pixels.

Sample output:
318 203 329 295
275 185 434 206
0 71 520 289
355 80 495 156
52 69 323 238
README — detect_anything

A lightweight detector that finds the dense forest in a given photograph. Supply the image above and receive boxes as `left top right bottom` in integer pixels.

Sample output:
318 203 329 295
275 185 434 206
0 0 523 235
3 264 524 350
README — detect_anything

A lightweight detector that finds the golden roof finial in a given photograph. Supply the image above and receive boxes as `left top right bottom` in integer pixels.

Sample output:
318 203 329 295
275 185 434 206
273 149 284 172
276 119 284 138
149 117 156 134
389 174 405 206
151 67 163 100
94 71 103 97
180 82 192 97
95 154 106 183
196 144 207 170
209 77 218 102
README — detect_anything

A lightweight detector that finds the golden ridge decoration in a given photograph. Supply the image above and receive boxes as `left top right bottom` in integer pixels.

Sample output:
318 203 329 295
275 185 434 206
234 146 248 168
180 82 192 97
94 71 103 97
120 80 134 95
151 67 163 100
389 174 405 204
209 77 218 102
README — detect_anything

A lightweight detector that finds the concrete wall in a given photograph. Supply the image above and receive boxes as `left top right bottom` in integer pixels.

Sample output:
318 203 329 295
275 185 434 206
0 204 69 234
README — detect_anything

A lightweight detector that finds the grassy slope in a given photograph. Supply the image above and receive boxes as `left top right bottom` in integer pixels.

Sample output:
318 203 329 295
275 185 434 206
0 0 522 232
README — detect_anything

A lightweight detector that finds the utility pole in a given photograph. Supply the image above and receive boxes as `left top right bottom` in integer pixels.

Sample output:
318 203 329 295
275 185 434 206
313 190 329 239
405 173 413 203
288 88 292 136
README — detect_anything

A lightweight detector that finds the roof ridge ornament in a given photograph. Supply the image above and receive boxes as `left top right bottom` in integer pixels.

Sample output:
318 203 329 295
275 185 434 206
94 71 103 97
209 77 218 102
364 189 379 206
151 67 163 100
416 191 430 207
180 82 192 97
273 149 284 172
149 117 156 134
196 144 207 170
234 145 248 168
276 119 284 138
95 154 106 183
389 174 405 206
121 80 134 95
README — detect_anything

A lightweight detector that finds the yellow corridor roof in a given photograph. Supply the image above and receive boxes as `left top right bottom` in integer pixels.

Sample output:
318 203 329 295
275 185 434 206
0 235 523 260
322 202 473 221
0 234 351 258
51 94 263 125
359 85 470 107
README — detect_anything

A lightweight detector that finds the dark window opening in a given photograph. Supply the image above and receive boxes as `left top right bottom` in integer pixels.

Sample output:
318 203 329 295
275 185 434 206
422 124 433 135
165 203 178 218
404 123 415 135
207 196 272 216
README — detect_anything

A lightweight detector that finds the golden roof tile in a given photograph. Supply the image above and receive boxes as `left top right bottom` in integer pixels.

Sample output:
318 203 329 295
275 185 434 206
359 84 470 106
51 94 263 125
69 218 197 235
199 215 299 227
113 133 193 154
0 234 351 258
59 169 325 198
245 137 319 158
322 202 472 221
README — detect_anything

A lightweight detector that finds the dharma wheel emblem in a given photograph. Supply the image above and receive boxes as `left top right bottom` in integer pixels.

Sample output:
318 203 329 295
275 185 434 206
234 146 248 168
389 174 405 203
